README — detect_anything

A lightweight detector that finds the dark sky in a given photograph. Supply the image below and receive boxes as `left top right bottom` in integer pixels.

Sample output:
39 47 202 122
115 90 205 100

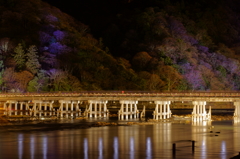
41 0 160 38
42 0 127 37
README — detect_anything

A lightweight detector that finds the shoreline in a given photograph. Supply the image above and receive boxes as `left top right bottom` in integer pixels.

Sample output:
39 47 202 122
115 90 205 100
0 114 236 132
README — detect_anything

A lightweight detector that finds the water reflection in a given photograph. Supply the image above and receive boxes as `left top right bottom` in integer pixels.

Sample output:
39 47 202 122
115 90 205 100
18 134 23 159
234 117 240 124
221 141 227 159
192 120 211 159
0 121 240 159
234 121 240 157
130 137 134 159
84 138 88 159
30 135 35 159
146 137 152 159
43 136 47 159
113 137 118 159
98 138 103 159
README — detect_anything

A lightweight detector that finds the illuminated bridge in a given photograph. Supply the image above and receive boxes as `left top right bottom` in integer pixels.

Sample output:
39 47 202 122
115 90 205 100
0 91 240 121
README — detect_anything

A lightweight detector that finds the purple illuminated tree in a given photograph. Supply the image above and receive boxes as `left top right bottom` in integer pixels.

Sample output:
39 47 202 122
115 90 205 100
53 30 65 41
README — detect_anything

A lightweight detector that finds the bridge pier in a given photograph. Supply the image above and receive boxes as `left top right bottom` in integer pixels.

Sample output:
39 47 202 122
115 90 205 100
85 100 108 118
58 100 81 118
192 101 211 122
118 100 139 120
153 101 171 120
30 100 54 117
19 102 24 115
234 101 240 118
5 100 18 116
234 102 240 123
140 105 146 118
4 100 30 116
3 102 6 115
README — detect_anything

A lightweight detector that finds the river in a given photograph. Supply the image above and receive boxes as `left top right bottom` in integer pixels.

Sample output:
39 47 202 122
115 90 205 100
0 117 240 159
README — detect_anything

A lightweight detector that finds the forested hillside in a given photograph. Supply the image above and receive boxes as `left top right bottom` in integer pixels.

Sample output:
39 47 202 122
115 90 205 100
1 0 240 92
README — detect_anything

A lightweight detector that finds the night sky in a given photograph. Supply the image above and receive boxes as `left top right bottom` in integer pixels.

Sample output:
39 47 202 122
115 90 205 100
41 0 157 38
42 0 127 37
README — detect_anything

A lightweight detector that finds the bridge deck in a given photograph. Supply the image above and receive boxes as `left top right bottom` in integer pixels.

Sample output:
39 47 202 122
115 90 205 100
0 91 240 102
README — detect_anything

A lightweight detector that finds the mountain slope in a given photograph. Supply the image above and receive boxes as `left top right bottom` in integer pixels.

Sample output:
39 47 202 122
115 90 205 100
0 0 143 92
1 0 240 92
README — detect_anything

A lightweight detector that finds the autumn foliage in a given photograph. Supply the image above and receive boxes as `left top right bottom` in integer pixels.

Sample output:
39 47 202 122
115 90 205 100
1 0 240 92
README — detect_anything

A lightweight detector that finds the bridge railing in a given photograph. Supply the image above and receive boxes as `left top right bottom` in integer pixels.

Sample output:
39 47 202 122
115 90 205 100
1 91 240 98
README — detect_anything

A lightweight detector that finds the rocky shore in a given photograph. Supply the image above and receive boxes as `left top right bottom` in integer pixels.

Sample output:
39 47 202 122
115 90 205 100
91 114 235 127
172 114 233 121
0 114 236 130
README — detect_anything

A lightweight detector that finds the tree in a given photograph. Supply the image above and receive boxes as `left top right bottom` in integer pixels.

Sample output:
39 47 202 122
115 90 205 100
15 70 34 91
2 68 33 92
0 38 12 58
132 51 152 70
0 60 4 91
27 70 49 92
147 74 165 90
158 65 182 90
47 69 82 91
26 45 41 74
13 43 26 70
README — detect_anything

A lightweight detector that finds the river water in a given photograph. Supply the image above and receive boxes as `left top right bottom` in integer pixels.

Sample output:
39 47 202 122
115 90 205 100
0 118 240 159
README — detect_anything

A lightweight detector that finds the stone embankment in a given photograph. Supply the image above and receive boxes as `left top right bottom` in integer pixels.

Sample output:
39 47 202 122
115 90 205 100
0 114 235 127
92 114 235 126
172 114 233 121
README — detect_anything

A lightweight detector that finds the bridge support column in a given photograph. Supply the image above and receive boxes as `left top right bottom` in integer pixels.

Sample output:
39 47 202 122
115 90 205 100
33 103 37 116
3 103 6 115
9 102 13 116
20 102 23 115
44 103 47 116
134 102 138 118
125 102 129 119
31 100 55 117
99 103 102 118
66 102 69 118
86 100 108 118
5 101 18 116
59 101 63 118
70 102 74 117
89 102 93 117
14 102 18 115
167 103 171 118
118 100 139 120
153 101 171 120
192 101 210 122
50 101 54 116
73 101 81 117
59 100 80 118
25 103 30 115
39 102 42 117
234 102 240 123
94 101 97 118
103 102 107 117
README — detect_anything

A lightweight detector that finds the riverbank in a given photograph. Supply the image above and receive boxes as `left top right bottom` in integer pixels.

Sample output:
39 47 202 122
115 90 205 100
0 113 236 131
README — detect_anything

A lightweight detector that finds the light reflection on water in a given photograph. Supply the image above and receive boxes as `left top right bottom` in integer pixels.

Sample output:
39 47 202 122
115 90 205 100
0 120 240 159
30 135 35 159
43 135 47 159
18 134 23 159
84 138 88 159
113 137 118 159
146 137 152 159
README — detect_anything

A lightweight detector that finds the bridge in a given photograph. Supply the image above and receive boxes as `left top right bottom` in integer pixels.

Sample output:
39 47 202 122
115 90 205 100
1 91 240 101
0 91 240 122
